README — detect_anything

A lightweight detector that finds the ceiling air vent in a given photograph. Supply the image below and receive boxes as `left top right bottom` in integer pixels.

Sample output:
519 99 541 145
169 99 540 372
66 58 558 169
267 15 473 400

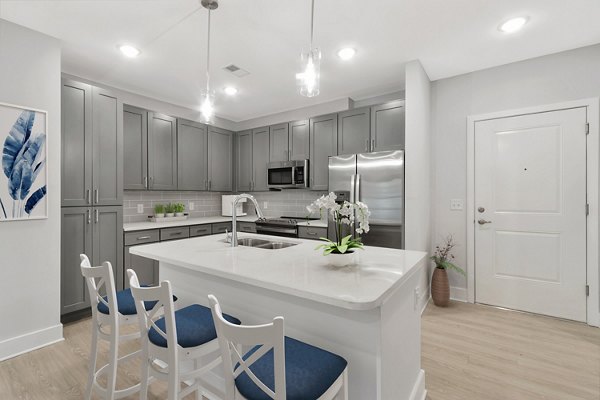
223 64 250 77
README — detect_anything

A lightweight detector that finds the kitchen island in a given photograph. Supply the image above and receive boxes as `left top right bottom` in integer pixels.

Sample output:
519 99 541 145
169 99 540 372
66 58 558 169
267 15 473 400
131 233 427 400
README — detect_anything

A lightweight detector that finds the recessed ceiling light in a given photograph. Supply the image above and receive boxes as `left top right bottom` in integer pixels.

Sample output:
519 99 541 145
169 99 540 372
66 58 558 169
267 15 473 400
224 86 238 96
499 17 529 34
119 44 141 58
337 47 356 61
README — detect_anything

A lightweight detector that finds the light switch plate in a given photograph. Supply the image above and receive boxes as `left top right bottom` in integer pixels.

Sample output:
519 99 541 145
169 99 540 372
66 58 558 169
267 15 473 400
137 204 144 214
189 202 195 211
263 201 268 209
450 199 463 211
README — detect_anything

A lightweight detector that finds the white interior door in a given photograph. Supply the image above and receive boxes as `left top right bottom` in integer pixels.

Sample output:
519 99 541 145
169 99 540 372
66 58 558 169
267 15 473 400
474 107 587 322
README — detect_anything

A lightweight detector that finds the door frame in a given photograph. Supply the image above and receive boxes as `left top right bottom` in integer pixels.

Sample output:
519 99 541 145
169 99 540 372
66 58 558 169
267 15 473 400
466 98 599 326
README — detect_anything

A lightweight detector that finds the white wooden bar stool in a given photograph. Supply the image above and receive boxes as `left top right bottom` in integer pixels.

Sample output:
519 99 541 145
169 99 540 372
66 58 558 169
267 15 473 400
127 269 242 400
80 254 142 400
209 294 349 400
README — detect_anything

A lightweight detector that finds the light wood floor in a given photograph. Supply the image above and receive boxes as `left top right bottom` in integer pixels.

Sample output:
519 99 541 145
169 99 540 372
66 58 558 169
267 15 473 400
0 301 598 399
423 301 600 400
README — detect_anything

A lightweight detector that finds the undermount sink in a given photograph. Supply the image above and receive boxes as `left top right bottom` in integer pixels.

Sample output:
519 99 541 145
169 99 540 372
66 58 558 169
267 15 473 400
224 237 298 250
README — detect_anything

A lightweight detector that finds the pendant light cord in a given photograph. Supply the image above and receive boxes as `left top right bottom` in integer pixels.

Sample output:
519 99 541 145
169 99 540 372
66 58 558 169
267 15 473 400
310 0 315 49
206 6 211 93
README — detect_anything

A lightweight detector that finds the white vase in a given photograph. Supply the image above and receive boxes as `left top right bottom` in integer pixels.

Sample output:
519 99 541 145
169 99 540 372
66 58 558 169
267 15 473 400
175 212 184 217
155 213 165 218
326 251 356 267
166 213 174 217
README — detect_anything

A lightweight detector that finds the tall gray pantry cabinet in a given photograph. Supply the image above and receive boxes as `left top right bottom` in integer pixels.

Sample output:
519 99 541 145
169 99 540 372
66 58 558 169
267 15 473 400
61 79 123 316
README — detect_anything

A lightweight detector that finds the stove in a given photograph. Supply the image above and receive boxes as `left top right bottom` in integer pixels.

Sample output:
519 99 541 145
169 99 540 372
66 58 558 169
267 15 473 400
255 216 319 238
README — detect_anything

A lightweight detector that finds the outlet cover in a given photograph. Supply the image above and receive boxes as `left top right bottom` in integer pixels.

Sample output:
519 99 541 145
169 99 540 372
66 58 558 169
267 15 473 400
450 199 463 211
263 201 268 209
189 202 195 211
137 204 144 214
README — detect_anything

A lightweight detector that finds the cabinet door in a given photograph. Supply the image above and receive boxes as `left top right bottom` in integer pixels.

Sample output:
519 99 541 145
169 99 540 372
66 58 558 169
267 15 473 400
61 207 92 314
208 126 233 191
61 80 92 207
269 123 289 162
338 107 370 155
124 246 158 288
93 206 124 291
123 105 148 190
177 119 208 191
371 100 405 152
92 87 122 205
289 120 309 161
252 127 270 191
148 112 177 190
310 114 338 190
236 130 253 192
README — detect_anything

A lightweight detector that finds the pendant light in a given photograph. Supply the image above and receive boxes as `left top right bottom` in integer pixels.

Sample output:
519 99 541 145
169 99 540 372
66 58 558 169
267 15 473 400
296 0 321 97
200 0 218 123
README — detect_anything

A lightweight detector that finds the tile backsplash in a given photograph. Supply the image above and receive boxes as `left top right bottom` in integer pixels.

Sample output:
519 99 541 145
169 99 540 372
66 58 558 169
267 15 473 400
123 189 327 223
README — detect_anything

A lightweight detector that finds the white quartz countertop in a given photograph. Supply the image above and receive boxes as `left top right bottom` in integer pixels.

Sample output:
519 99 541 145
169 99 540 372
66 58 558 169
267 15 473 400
130 233 427 311
123 216 258 232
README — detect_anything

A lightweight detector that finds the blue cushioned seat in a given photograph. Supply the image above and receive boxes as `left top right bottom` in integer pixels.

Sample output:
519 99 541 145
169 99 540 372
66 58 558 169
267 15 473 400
97 288 177 316
235 336 348 400
148 304 241 348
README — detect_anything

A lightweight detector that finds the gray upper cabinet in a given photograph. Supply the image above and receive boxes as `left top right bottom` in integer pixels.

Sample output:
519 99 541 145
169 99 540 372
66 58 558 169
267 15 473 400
338 107 370 155
61 80 93 207
123 105 148 190
61 207 92 314
252 127 270 191
208 126 233 192
177 119 208 191
289 120 310 161
371 100 405 151
236 130 253 192
148 112 177 190
92 87 123 206
310 114 338 190
269 123 289 162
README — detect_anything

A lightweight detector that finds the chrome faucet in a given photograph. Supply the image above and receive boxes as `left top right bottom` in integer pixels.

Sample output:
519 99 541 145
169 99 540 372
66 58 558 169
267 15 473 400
231 194 264 247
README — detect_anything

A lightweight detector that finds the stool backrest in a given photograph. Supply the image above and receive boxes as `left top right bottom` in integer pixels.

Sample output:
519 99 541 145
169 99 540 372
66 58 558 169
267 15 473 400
80 254 118 323
127 269 178 368
208 294 286 400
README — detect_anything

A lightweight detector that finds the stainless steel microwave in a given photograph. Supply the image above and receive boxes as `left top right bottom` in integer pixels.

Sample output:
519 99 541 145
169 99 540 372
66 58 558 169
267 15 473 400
267 160 309 189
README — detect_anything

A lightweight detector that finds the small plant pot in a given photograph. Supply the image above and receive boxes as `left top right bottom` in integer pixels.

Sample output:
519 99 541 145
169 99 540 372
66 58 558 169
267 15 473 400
155 213 165 218
175 212 184 217
326 251 356 267
431 267 450 307
165 213 175 218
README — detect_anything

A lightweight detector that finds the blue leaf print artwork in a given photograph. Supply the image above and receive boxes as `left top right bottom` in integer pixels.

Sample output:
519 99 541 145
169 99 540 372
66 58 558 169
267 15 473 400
1 110 46 219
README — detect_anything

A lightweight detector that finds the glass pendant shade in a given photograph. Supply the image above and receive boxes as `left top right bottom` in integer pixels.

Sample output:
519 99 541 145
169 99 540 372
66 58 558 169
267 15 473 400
296 48 321 97
200 90 215 123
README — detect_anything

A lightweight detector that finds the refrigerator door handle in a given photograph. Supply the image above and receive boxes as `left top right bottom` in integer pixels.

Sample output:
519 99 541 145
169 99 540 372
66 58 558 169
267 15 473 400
350 174 356 203
355 174 361 203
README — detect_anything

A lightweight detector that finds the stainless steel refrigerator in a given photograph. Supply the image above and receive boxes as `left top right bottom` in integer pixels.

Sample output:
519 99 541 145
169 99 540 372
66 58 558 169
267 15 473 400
328 150 404 249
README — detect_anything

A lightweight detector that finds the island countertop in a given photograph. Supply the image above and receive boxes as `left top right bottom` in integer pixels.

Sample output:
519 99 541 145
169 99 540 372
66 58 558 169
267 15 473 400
130 233 427 311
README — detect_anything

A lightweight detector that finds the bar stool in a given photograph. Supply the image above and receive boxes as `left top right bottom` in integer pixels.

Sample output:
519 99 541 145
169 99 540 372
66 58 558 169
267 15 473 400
80 254 142 400
127 269 242 400
209 294 349 400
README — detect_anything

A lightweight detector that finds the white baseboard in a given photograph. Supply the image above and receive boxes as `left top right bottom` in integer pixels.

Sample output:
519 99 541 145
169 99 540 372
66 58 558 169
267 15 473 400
409 369 427 400
0 324 63 361
450 286 468 302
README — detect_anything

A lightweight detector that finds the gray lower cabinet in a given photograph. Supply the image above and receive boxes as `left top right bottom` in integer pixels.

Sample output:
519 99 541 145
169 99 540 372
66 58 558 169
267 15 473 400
148 112 178 190
310 114 338 190
236 130 253 191
289 120 310 161
190 224 212 237
61 206 123 315
178 119 208 191
269 123 289 162
208 126 234 191
237 221 257 233
371 100 405 151
298 225 327 240
124 230 159 288
212 222 232 234
338 107 370 155
160 226 190 241
252 127 270 191
123 105 148 190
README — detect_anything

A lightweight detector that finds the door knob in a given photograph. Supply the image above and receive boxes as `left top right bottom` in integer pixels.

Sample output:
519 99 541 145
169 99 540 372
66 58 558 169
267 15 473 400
477 207 485 213
478 219 492 225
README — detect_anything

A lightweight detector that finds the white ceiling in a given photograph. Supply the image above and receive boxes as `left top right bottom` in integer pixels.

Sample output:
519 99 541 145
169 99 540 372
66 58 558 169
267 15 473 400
1 0 599 122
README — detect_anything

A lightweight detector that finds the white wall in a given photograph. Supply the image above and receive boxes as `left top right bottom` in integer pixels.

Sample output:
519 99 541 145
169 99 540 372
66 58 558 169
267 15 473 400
431 43 600 298
0 19 62 359
404 60 432 308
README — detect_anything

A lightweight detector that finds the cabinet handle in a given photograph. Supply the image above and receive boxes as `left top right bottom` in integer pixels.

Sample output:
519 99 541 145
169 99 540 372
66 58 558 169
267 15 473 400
204 179 208 191
371 138 376 150
94 189 99 204
307 231 317 236
94 209 99 223
208 180 212 191
149 176 154 189
87 209 91 224
137 235 151 240
144 176 148 189
86 189 91 204
170 231 182 236
365 139 369 152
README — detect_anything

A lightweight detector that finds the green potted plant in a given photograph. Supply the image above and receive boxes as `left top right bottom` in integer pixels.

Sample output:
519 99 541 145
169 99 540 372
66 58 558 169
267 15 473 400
154 203 165 218
173 202 185 217
307 192 370 267
430 235 465 307
164 203 175 218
